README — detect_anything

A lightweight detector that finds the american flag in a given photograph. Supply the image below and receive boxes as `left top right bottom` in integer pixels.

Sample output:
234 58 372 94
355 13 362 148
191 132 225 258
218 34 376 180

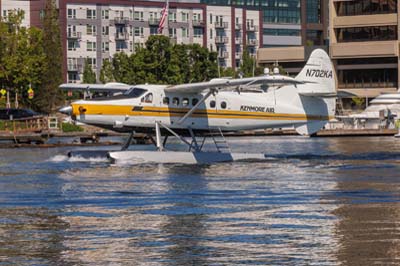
158 0 169 34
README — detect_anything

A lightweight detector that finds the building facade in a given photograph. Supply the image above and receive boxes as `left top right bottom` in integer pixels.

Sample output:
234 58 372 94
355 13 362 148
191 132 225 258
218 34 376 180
257 0 328 75
60 0 265 83
330 0 399 106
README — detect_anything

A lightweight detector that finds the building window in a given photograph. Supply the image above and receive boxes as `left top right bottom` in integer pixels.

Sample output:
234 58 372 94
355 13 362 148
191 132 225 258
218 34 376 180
182 28 188 38
338 68 397 89
86 25 96 36
263 28 301 36
116 41 126 52
68 72 78 83
194 28 203 38
102 9 109 19
336 26 397 42
102 42 109 52
306 30 323 46
150 27 158 35
307 0 321 23
181 12 188 22
169 12 177 22
102 26 109 36
169 28 176 38
87 41 96 51
134 27 144 37
68 40 77 51
263 0 301 24
86 57 96 69
86 9 96 19
67 9 76 19
134 11 143 21
335 0 397 16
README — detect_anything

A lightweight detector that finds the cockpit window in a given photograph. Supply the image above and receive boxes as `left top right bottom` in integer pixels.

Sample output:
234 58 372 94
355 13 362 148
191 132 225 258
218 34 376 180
123 87 147 98
141 93 153 103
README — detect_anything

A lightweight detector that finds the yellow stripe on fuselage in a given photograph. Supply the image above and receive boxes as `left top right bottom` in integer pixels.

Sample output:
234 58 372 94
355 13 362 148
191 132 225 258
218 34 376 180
72 104 333 121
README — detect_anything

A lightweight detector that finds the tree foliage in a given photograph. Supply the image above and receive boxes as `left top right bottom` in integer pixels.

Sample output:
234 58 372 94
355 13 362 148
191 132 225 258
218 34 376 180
35 0 64 113
99 35 220 85
0 10 46 108
83 58 97 83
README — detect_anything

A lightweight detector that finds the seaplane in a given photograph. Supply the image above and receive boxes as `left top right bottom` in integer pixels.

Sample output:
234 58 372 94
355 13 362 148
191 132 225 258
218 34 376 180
59 49 336 164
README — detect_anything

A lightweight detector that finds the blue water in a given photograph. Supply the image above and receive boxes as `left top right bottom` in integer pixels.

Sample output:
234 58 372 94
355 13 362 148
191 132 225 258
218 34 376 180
1 136 400 265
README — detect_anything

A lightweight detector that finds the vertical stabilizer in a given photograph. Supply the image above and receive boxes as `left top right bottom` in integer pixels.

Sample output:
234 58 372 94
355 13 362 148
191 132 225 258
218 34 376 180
294 49 336 135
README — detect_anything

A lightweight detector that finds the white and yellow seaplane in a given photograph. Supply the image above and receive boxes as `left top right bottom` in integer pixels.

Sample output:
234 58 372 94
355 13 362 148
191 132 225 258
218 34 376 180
59 49 336 164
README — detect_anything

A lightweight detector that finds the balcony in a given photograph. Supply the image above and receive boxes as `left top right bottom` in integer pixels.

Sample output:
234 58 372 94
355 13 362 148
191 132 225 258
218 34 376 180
214 21 228 29
235 37 242 45
235 52 242 59
247 38 258 46
148 18 160 26
215 36 229 44
67 31 81 39
114 17 129 25
235 24 242 30
67 64 82 72
115 32 128 41
246 25 259 32
192 20 205 27
218 51 229 59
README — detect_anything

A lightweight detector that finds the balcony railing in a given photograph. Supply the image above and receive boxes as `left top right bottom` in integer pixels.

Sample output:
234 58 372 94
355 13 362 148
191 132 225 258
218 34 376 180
247 38 258 46
148 18 160 26
214 21 228 29
67 64 82 72
215 36 229 44
235 52 242 59
235 37 242 44
192 20 205 27
246 25 259 32
114 17 129 25
67 31 81 39
235 24 242 30
115 32 128 40
218 51 229 58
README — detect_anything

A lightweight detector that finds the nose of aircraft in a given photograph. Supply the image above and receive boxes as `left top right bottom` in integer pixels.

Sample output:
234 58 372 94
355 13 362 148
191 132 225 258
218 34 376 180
59 105 72 115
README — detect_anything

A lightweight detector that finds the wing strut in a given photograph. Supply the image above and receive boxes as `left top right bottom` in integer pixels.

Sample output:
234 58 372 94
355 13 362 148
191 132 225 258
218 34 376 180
177 89 214 124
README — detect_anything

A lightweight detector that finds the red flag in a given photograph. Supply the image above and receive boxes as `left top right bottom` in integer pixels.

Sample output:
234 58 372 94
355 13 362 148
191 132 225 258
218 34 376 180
158 0 169 34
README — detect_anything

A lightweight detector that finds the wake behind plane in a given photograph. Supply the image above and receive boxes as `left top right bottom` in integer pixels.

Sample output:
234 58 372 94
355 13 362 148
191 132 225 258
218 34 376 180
59 49 336 164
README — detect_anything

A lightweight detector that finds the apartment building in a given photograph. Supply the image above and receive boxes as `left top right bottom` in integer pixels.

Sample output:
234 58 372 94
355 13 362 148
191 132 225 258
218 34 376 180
330 0 399 106
0 0 45 28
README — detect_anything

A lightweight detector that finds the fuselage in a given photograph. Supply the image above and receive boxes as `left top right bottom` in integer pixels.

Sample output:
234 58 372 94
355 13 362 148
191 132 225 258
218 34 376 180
70 84 330 133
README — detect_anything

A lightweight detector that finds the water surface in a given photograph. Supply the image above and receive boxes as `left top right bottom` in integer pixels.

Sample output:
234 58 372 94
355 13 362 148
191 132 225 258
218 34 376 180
1 136 400 265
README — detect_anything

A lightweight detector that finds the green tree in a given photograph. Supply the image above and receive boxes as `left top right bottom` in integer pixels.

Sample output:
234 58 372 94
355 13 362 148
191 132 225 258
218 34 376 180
82 58 97 83
0 10 46 108
35 0 63 113
99 59 115 84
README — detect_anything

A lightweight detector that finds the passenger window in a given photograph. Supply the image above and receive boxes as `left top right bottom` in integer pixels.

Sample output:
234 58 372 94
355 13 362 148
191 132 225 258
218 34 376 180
192 98 199 106
182 98 189 107
163 97 169 105
221 101 227 109
210 100 216 108
173 97 180 106
142 93 153 103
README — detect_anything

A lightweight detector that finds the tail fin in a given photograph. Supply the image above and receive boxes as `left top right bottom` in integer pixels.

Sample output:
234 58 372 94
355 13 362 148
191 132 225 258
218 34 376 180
296 49 336 97
294 49 336 136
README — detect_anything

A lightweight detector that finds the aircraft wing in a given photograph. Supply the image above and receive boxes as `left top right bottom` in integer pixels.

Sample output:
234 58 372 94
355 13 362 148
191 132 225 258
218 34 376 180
165 75 307 94
59 82 131 93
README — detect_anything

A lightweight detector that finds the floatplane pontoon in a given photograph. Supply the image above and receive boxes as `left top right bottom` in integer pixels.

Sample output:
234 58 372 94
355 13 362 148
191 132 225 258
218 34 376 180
59 49 336 164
